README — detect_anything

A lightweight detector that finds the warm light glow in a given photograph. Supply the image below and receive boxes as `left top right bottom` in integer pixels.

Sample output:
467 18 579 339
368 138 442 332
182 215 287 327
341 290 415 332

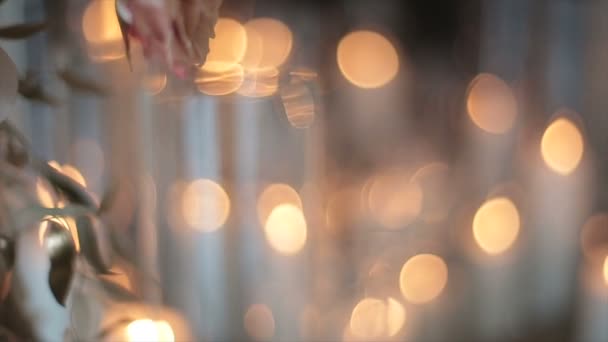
281 80 315 128
337 30 399 89
604 256 608 285
196 63 244 96
386 297 406 337
82 0 125 61
473 197 520 255
237 67 279 98
60 164 87 187
142 71 167 95
541 117 584 175
411 162 451 223
466 73 517 134
400 254 448 304
349 297 406 340
264 204 307 255
201 18 247 73
244 304 275 341
127 319 175 342
181 179 230 232
38 217 80 253
48 160 61 171
242 18 293 70
36 178 56 208
155 321 175 342
367 171 422 229
581 214 608 263
257 183 302 226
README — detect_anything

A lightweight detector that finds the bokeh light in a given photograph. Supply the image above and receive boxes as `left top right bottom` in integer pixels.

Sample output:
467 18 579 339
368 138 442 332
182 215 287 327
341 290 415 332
604 256 608 285
181 179 230 232
473 197 520 255
126 319 174 342
201 18 247 73
264 204 307 255
466 73 517 134
244 304 275 341
237 67 279 98
196 63 244 96
367 171 422 229
242 18 293 70
281 80 315 128
400 254 448 304
82 0 125 61
257 183 302 226
541 117 584 175
349 297 406 340
411 162 451 223
581 213 608 263
337 30 399 89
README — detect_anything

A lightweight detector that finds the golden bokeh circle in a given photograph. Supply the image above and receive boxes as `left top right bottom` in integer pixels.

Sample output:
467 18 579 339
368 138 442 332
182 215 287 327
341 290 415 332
541 117 584 175
472 197 520 255
264 204 307 255
466 73 517 134
180 179 230 232
399 254 448 304
337 30 399 88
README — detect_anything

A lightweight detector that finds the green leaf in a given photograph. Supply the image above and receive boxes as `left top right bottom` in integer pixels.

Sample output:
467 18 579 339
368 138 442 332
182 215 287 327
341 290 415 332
0 21 47 39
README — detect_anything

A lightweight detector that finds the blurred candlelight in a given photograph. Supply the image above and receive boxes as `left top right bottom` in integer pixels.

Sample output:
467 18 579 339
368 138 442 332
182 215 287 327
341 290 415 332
196 18 247 95
257 183 302 226
473 197 520 255
349 297 406 340
242 18 293 70
244 304 275 341
180 178 230 232
466 73 517 134
280 79 315 129
126 319 175 342
399 254 448 304
237 67 279 98
367 170 422 229
337 30 399 88
201 18 247 73
541 116 584 175
410 162 451 223
264 203 307 255
196 63 244 96
581 213 608 263
604 256 608 285
82 0 125 61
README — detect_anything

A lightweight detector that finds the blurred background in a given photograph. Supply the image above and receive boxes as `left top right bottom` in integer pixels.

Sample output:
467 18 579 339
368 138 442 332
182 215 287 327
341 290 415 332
3 0 608 341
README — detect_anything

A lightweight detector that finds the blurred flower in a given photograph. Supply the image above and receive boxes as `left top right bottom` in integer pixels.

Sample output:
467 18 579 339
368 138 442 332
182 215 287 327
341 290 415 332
116 0 222 78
